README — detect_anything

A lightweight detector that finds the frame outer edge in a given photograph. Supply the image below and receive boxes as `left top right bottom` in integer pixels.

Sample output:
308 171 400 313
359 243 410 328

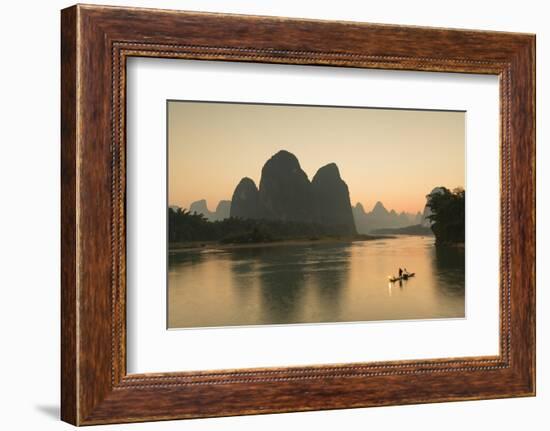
527 35 536 395
523 34 536 395
531 35 536 396
506 35 536 396
61 4 80 426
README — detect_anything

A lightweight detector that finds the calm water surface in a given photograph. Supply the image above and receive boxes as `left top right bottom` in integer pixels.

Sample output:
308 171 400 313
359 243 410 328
168 236 465 328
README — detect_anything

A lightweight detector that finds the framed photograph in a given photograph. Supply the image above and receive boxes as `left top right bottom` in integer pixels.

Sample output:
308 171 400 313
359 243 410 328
164 101 466 330
61 4 536 425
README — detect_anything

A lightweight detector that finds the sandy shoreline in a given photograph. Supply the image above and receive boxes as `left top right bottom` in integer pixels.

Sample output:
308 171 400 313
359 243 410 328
169 235 395 253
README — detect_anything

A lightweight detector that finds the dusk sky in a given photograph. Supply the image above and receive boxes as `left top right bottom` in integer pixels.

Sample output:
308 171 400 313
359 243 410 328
168 101 464 214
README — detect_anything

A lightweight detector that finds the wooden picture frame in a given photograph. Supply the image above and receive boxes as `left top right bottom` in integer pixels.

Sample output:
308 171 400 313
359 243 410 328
61 4 535 425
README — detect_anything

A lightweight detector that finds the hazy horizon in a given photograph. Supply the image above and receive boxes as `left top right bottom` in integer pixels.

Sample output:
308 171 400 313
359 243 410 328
168 101 465 214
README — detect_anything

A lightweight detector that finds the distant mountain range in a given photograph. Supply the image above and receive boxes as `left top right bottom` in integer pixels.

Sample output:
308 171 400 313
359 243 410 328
352 202 423 234
175 150 447 235
188 199 231 222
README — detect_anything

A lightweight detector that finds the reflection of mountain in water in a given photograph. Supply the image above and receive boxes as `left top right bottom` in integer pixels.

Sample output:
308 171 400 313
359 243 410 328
168 236 465 328
227 244 351 324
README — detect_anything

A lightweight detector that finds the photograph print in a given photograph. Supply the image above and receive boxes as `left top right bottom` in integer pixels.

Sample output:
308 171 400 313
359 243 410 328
168 101 465 329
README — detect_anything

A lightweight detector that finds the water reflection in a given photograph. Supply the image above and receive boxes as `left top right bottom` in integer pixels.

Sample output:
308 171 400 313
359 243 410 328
432 245 465 298
168 236 465 328
229 244 350 324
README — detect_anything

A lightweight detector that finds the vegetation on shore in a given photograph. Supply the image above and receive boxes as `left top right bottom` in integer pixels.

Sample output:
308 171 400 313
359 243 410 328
426 187 465 245
168 208 382 245
169 185 465 247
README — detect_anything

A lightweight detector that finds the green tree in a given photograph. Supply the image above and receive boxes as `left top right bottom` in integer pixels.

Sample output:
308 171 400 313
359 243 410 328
426 187 465 245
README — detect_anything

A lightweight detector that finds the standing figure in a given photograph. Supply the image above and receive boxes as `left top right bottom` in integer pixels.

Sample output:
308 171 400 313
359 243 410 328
398 268 403 278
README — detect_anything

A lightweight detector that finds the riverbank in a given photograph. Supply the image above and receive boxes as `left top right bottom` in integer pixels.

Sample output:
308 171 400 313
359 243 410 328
370 224 433 236
169 234 394 253
436 241 465 248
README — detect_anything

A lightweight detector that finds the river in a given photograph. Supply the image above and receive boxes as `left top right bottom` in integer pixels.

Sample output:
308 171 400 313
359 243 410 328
168 235 465 329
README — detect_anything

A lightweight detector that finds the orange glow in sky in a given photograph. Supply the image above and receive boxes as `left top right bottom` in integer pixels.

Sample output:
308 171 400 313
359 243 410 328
168 101 465 214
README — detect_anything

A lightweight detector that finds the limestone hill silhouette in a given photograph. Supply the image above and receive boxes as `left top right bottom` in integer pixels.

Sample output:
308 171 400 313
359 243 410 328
229 150 356 235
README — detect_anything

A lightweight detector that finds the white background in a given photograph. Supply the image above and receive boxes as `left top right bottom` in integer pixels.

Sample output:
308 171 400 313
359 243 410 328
127 59 500 373
0 0 547 430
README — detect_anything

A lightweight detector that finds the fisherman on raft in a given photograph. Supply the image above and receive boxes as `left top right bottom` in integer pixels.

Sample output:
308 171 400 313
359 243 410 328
398 268 410 278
